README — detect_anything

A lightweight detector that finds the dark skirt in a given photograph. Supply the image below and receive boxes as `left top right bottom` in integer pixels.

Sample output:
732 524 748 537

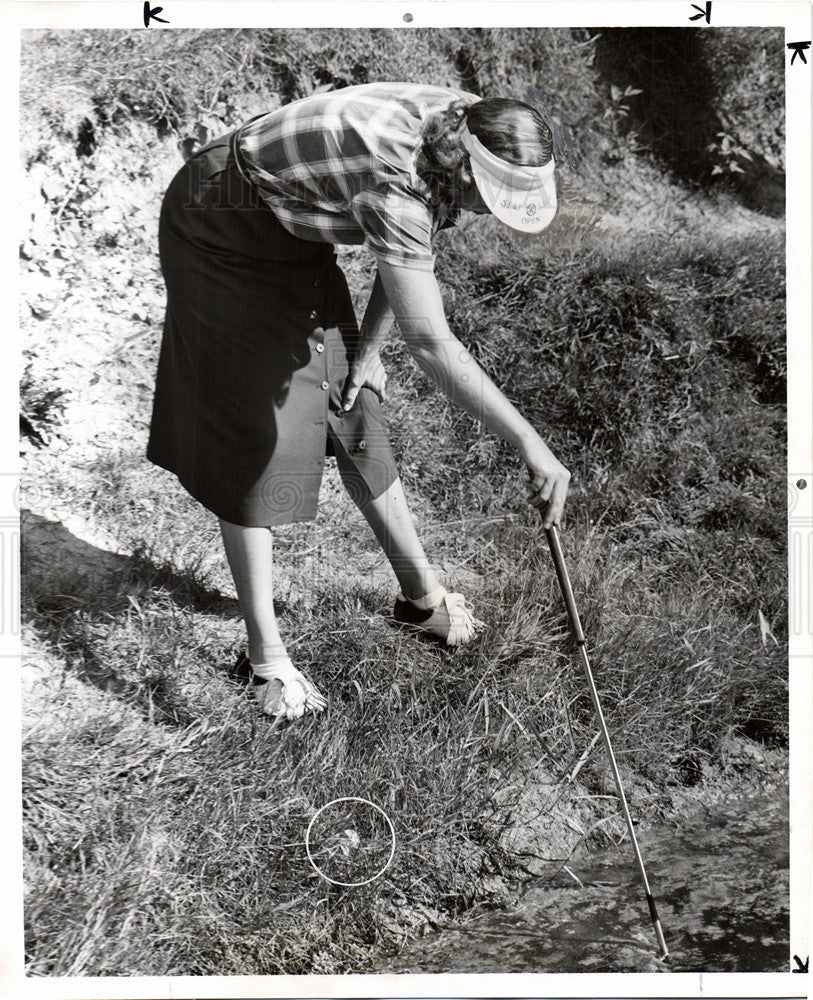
147 133 399 526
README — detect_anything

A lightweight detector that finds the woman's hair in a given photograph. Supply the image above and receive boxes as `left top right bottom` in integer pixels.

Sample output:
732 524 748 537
416 97 554 216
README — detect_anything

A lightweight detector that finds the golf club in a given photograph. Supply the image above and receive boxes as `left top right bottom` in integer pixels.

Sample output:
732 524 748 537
545 523 669 961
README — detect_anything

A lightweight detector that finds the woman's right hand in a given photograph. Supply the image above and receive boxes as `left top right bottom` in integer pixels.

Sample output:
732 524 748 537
521 436 571 529
341 351 388 412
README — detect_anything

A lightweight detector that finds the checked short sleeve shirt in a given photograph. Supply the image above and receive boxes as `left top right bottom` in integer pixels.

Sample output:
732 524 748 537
235 82 479 271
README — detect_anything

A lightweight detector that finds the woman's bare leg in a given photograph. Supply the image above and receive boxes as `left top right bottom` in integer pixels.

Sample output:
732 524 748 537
218 519 287 665
218 519 326 718
336 468 442 603
351 476 482 644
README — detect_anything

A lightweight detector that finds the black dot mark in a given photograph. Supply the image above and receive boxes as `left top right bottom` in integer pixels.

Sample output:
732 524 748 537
797 479 807 490
403 12 413 22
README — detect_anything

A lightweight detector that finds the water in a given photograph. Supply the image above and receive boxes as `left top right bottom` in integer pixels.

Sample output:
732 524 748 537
376 795 789 973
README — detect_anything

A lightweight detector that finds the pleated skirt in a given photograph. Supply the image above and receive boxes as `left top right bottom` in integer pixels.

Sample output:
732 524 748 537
147 133 399 526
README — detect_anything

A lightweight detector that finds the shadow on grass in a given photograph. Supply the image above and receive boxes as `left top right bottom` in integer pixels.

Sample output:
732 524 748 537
591 27 785 217
21 509 257 726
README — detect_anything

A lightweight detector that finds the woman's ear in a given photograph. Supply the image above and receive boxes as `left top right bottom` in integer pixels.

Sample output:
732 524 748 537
458 161 474 194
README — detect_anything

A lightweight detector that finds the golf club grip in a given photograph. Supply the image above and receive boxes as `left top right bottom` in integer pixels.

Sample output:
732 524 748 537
545 526 586 644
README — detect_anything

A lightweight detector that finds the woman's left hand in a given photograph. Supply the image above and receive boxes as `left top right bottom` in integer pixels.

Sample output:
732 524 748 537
341 352 388 411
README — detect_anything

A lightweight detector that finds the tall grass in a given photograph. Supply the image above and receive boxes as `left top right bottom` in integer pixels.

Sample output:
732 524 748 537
419 225 786 753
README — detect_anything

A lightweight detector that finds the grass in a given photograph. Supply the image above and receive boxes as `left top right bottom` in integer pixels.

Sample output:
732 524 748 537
20 26 787 977
21 222 788 971
19 27 602 164
23 552 536 975
22 380 787 976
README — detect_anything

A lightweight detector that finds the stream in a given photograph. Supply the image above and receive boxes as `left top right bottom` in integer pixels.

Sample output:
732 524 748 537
376 793 789 973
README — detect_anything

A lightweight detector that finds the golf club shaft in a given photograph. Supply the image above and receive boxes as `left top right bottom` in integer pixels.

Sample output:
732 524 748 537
545 524 669 960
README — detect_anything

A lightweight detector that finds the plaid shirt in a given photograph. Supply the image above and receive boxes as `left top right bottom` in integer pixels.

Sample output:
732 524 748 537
235 82 479 271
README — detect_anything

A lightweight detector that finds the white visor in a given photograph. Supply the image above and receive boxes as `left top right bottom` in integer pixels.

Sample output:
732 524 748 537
460 123 557 234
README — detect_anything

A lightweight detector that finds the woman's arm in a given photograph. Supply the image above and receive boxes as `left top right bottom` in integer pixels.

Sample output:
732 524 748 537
341 270 394 411
359 269 395 350
376 260 571 527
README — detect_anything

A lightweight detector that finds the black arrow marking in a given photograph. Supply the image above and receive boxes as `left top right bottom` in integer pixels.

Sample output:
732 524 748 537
787 42 811 65
143 2 169 26
689 2 712 23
